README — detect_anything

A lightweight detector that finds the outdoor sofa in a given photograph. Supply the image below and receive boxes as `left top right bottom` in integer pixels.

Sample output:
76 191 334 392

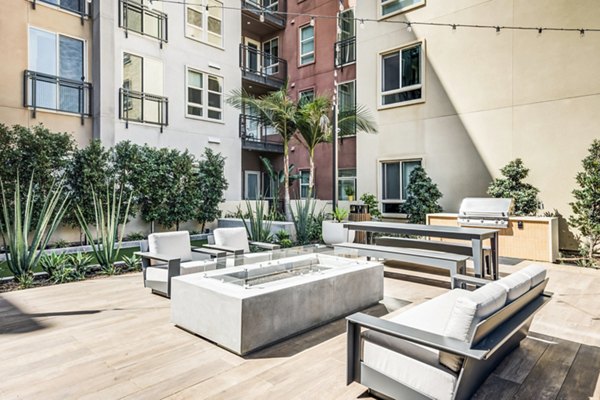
346 264 551 400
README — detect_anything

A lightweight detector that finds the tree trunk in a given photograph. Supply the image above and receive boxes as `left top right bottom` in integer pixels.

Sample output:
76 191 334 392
283 141 292 222
176 221 180 231
308 148 315 198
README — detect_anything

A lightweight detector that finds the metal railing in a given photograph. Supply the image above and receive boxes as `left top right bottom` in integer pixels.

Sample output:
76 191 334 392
239 114 283 153
31 0 88 21
23 70 92 124
119 0 168 46
239 44 287 89
241 0 286 27
334 37 356 68
119 88 168 132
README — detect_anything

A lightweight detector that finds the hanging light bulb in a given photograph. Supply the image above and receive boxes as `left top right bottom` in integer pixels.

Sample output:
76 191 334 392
452 24 457 31
580 28 585 37
339 1 344 12
359 19 365 29
538 27 543 35
310 17 315 27
260 12 265 23
495 26 501 34
406 22 412 33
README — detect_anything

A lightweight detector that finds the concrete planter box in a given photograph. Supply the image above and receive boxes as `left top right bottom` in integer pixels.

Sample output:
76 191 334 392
170 253 383 355
427 213 559 262
217 218 295 240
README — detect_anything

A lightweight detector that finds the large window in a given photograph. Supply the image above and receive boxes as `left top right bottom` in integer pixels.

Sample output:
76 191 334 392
28 27 85 114
381 159 421 214
186 0 223 47
335 9 356 66
245 171 260 200
119 0 167 42
381 42 423 107
381 0 424 17
186 68 223 121
263 37 279 75
338 169 357 201
300 170 310 198
299 25 315 65
338 80 356 134
38 0 87 15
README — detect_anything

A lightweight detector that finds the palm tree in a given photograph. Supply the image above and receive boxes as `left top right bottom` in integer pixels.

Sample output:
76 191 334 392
228 85 298 221
296 96 377 197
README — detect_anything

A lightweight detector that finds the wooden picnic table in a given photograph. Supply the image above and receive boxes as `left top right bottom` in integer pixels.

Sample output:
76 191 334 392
343 221 500 279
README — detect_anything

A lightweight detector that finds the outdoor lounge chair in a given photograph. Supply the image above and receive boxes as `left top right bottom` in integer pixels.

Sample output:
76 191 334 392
346 264 551 400
203 227 280 256
136 231 218 298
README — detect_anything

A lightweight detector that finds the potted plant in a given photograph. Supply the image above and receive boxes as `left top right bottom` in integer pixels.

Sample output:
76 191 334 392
344 185 355 202
322 208 356 245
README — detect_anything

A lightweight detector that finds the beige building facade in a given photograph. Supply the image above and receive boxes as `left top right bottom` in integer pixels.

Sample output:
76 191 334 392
0 0 93 146
356 0 600 249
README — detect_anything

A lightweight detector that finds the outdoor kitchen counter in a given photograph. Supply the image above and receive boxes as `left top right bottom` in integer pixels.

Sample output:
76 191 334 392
343 221 499 279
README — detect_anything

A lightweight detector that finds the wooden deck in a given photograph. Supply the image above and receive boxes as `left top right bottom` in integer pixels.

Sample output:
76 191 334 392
1 260 599 399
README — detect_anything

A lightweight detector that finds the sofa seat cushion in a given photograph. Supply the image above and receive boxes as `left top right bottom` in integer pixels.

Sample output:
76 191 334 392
146 266 168 283
213 228 251 253
363 338 457 400
444 282 507 342
519 264 547 287
148 231 193 265
497 272 532 302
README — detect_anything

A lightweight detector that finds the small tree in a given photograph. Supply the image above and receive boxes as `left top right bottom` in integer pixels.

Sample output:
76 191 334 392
569 140 600 267
403 167 443 224
197 148 228 232
488 159 540 216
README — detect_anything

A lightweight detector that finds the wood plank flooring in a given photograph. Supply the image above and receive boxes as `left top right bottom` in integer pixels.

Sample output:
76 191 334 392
0 261 599 399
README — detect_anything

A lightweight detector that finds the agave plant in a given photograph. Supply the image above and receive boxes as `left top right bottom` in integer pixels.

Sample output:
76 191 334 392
0 175 69 287
240 200 273 243
75 183 132 275
40 252 69 278
68 252 94 278
121 254 141 272
292 198 317 245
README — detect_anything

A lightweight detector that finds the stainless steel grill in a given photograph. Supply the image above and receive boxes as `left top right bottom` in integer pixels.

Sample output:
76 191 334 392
458 198 514 228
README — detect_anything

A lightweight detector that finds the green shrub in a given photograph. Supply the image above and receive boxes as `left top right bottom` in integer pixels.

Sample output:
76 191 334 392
403 167 443 224
68 253 93 277
197 148 228 231
332 208 349 222
52 239 70 249
121 254 141 272
360 193 381 220
488 159 540 216
40 253 69 278
292 199 317 245
124 231 145 241
240 201 273 243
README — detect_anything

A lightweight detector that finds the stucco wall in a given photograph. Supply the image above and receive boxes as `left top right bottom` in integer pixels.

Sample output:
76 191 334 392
356 0 600 249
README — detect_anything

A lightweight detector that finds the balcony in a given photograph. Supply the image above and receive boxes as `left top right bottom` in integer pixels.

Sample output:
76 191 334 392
334 37 356 68
23 70 91 124
240 44 287 91
119 0 168 46
239 114 283 153
32 0 88 21
241 0 286 35
119 88 168 132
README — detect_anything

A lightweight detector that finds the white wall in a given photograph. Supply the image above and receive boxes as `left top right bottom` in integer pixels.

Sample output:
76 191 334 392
95 0 242 200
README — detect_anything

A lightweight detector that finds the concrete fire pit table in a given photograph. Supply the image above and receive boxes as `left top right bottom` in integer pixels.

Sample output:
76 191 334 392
170 253 383 355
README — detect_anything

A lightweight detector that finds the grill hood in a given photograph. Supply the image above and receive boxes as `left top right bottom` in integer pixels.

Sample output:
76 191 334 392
458 198 513 228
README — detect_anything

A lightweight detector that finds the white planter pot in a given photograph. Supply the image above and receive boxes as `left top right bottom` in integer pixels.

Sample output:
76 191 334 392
322 220 356 245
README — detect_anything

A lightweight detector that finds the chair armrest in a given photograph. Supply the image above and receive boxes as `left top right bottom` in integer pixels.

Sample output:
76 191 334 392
135 251 180 264
452 274 490 289
250 241 281 250
192 247 227 258
202 244 244 256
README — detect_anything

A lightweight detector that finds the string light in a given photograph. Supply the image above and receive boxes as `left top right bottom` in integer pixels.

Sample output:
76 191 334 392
310 17 315 27
145 0 600 36
406 22 412 32
538 27 543 35
259 12 265 23
359 19 365 29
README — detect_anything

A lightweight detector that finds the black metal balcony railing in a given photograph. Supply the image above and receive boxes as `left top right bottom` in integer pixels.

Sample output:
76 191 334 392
334 37 356 68
239 44 287 89
31 0 88 24
119 0 168 47
23 70 92 124
241 0 286 28
119 88 168 132
239 114 283 153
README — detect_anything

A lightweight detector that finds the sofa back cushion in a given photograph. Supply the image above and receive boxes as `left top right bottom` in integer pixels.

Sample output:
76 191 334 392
213 228 250 253
496 272 532 302
518 264 547 287
444 282 507 342
148 231 192 265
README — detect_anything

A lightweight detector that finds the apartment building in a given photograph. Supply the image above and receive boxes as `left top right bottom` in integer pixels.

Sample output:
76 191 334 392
0 0 93 146
355 0 600 248
239 0 358 201
92 0 243 200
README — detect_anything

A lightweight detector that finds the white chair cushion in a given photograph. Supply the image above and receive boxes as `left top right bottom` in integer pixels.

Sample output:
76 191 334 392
148 231 193 264
497 271 532 302
146 266 168 283
519 264 547 287
213 227 250 253
444 282 507 342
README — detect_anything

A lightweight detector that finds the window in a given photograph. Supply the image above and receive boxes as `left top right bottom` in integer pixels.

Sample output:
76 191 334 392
381 0 424 17
28 27 85 113
262 172 277 199
38 0 86 15
299 25 315 65
186 68 223 121
338 169 356 201
298 89 314 106
338 81 356 134
263 37 279 75
121 52 166 126
300 170 310 198
335 9 356 66
245 171 260 200
186 0 223 47
120 0 167 42
381 159 421 213
338 9 355 41
381 42 423 107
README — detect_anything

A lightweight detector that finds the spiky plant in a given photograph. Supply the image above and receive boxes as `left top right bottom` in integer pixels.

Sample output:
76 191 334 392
292 198 317 245
240 200 273 243
75 183 132 275
0 175 69 287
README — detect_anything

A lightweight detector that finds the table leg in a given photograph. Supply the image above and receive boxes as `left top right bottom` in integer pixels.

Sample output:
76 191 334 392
472 239 483 278
491 233 499 280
